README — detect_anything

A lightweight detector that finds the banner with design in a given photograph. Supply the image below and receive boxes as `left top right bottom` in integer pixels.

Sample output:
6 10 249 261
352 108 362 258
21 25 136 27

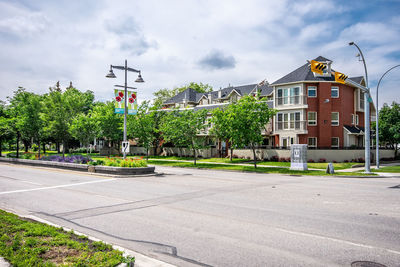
114 89 137 115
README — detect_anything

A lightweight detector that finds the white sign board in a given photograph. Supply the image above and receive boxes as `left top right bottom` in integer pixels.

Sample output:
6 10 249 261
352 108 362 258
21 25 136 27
121 141 130 153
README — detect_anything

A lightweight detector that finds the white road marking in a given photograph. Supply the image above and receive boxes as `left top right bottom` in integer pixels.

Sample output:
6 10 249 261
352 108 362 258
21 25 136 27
275 227 400 255
0 179 117 195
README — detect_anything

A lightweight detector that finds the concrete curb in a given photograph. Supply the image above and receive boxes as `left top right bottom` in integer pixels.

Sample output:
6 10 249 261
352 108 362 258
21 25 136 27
0 207 175 267
0 157 155 176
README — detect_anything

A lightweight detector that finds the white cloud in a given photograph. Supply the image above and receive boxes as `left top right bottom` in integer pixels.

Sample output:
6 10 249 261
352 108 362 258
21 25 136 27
0 0 399 108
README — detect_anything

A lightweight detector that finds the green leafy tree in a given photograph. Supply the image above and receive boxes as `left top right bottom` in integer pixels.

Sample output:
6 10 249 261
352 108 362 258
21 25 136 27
127 101 158 161
16 93 45 158
160 109 208 165
43 86 95 157
70 112 99 158
153 82 213 107
0 101 13 157
92 102 123 153
7 87 31 157
378 102 400 157
227 95 276 168
210 107 234 160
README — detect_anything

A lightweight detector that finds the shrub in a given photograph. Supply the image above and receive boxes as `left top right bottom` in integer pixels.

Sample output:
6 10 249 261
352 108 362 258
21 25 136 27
318 158 326 163
40 155 92 164
357 157 365 163
270 155 279 162
307 159 315 163
31 144 39 152
21 153 36 160
344 160 349 163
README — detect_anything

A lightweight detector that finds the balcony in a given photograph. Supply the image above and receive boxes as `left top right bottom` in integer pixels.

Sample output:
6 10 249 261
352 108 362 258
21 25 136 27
274 120 308 133
275 96 307 107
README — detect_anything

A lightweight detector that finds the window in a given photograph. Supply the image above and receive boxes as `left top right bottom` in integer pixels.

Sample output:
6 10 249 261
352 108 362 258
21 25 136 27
360 91 365 109
308 112 317 126
308 86 317 97
308 137 317 148
277 113 283 130
331 86 339 98
276 112 301 130
351 114 354 125
356 114 359 125
331 112 339 126
331 137 339 148
277 87 300 105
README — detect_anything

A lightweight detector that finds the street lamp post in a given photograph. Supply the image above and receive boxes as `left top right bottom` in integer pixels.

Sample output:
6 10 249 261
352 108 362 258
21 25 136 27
375 64 400 169
106 59 144 159
349 42 371 173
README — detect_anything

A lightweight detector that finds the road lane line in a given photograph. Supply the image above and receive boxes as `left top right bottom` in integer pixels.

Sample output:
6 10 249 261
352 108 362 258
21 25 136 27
275 227 400 255
0 179 117 195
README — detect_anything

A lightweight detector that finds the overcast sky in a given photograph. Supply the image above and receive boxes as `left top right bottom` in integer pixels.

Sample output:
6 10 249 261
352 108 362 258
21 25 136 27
0 0 399 108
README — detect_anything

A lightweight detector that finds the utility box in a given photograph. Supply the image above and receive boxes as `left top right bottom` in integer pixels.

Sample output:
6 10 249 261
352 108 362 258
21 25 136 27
290 144 308 171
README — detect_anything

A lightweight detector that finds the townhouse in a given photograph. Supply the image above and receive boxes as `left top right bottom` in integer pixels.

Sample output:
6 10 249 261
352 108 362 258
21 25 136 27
162 56 374 150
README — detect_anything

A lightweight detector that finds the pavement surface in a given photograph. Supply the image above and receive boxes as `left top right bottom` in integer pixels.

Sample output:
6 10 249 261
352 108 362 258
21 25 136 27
0 162 400 266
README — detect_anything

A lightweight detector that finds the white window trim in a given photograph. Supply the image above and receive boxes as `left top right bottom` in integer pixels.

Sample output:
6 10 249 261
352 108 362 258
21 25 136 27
331 137 339 148
356 114 359 125
331 112 339 126
308 111 317 126
308 137 317 148
331 86 339 98
308 86 317 98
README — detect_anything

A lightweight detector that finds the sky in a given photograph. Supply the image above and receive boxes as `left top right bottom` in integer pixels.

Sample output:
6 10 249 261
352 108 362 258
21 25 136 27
0 0 399 108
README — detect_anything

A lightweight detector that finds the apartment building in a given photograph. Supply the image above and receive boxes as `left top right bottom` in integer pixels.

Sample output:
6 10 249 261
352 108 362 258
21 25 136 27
162 56 374 149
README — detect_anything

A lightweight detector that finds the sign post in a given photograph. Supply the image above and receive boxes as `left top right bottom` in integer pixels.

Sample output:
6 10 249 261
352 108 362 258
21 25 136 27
122 141 130 154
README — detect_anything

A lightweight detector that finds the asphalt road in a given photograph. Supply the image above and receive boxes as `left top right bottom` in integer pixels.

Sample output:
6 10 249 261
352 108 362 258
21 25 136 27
0 163 399 267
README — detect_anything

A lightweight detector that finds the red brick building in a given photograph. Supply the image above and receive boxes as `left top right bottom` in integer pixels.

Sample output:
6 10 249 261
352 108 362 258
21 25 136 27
271 56 375 148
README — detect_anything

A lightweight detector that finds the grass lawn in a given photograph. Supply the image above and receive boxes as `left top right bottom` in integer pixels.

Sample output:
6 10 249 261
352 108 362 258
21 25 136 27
372 165 400 173
0 210 133 266
147 159 375 176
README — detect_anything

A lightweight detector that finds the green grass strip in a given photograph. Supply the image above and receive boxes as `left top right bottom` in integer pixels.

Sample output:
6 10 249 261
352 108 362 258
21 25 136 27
372 166 400 173
147 160 376 176
0 210 134 266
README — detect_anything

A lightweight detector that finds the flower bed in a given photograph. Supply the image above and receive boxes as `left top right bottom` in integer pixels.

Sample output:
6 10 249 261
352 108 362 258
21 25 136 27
90 157 147 168
40 155 92 164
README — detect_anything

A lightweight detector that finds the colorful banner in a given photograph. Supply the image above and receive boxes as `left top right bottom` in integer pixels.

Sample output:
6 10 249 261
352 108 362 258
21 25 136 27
114 89 137 115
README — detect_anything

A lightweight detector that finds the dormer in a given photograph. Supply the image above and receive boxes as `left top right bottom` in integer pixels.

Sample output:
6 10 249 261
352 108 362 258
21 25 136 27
313 60 332 78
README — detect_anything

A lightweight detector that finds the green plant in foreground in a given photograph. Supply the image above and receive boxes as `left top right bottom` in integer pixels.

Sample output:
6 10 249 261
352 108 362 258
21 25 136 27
0 209 132 266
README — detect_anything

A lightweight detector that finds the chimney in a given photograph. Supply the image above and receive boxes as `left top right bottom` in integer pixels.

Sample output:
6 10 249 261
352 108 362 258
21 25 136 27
218 89 222 99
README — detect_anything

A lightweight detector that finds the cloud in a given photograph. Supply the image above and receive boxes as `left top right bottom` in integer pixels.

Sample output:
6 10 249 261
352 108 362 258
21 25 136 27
0 2 50 37
104 16 156 55
198 50 236 70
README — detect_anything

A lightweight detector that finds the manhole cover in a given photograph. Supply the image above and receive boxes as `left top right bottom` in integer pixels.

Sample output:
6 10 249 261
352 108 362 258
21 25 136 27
351 261 387 267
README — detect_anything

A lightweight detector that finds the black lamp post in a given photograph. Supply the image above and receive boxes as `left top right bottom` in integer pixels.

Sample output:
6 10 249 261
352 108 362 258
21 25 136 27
106 60 144 159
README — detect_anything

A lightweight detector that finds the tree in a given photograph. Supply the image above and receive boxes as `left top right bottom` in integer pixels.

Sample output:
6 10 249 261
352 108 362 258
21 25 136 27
226 95 275 168
92 102 123 154
153 82 213 107
210 107 235 160
127 101 158 160
16 93 45 158
42 86 95 158
69 112 99 159
378 102 400 157
160 109 208 165
0 101 13 157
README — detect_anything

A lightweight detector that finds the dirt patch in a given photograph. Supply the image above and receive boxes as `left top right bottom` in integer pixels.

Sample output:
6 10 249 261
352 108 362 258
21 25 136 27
42 246 84 265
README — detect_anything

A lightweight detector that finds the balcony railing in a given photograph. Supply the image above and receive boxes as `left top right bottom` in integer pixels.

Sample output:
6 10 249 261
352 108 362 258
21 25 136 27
276 96 307 106
275 120 307 131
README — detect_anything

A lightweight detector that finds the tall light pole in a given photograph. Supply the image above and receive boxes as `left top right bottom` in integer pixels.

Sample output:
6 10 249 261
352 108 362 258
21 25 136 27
106 60 144 159
375 64 400 169
349 41 371 173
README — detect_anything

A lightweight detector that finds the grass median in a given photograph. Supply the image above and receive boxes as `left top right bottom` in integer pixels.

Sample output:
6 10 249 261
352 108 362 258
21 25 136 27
147 159 375 176
0 210 134 266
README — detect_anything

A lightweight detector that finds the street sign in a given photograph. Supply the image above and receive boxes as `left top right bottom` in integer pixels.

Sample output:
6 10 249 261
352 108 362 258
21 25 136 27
122 141 130 153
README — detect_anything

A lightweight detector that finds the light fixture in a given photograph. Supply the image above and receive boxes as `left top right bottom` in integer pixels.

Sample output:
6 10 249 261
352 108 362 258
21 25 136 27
105 66 116 78
135 72 144 83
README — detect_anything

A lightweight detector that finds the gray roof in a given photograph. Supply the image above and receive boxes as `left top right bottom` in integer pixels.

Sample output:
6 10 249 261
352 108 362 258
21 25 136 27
193 100 274 112
271 56 365 86
163 88 204 104
344 125 364 134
